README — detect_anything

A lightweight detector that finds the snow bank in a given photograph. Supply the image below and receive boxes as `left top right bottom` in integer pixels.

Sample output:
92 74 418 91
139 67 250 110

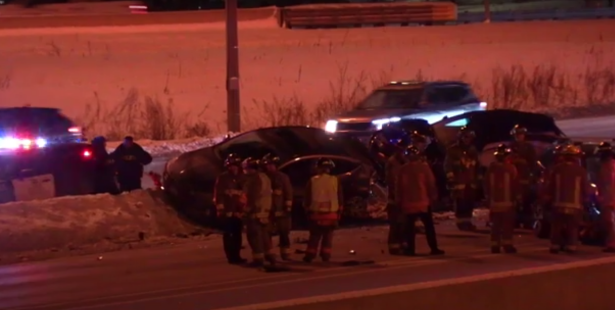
0 189 202 255
105 134 228 157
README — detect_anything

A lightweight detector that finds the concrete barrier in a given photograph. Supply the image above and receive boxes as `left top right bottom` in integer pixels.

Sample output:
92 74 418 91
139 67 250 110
215 256 615 310
0 7 277 29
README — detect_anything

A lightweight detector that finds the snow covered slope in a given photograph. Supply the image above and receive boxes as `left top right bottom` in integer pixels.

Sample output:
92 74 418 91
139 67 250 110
0 189 202 255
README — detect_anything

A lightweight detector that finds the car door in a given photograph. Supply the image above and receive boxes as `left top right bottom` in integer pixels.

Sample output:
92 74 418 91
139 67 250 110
432 115 470 147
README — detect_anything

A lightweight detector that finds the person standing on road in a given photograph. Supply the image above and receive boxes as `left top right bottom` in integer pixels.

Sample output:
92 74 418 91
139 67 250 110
91 136 120 195
303 158 344 263
261 154 294 261
241 157 277 267
484 144 519 254
385 138 408 255
111 136 153 192
544 144 591 254
444 126 481 231
214 153 247 265
396 145 445 256
594 142 615 253
509 125 539 228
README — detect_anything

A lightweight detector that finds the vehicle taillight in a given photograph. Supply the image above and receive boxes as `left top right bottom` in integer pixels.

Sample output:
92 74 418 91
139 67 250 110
83 150 92 158
68 127 81 133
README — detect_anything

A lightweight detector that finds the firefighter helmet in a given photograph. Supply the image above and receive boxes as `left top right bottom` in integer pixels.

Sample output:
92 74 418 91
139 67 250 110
404 145 421 161
510 124 528 136
261 153 281 166
458 126 476 139
316 158 335 168
493 143 511 161
558 144 582 156
595 141 613 156
224 153 243 167
241 157 260 170
409 130 428 145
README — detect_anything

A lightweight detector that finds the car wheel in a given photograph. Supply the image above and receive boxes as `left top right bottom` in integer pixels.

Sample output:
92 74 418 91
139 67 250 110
533 219 550 239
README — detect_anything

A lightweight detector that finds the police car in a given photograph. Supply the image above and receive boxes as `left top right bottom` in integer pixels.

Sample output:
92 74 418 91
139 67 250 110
324 80 486 140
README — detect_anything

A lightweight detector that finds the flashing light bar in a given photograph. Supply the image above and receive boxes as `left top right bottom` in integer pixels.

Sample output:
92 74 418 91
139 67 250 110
0 137 47 149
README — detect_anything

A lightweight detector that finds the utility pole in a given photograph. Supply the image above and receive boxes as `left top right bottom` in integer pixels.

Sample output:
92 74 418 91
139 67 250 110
226 0 241 133
483 0 491 23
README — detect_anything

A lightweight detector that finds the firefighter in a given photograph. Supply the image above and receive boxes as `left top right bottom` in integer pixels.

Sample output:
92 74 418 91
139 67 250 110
303 158 344 263
241 157 276 267
111 136 153 192
594 142 615 253
214 153 246 265
484 144 519 254
509 125 539 228
385 138 408 255
91 136 119 195
444 126 481 231
544 144 591 254
261 154 294 260
396 145 444 256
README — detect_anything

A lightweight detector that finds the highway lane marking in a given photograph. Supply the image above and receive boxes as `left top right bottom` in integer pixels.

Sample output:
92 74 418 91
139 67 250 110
8 242 554 310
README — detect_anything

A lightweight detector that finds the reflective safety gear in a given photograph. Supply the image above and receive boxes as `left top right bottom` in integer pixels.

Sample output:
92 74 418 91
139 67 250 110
316 158 335 169
494 143 511 162
395 161 438 214
214 171 245 217
546 161 590 251
246 218 275 264
266 170 293 217
510 124 528 136
242 172 273 221
490 210 516 248
224 153 243 167
484 161 519 212
558 144 582 156
261 153 281 166
444 142 480 229
596 141 613 154
242 157 260 170
308 174 339 214
304 224 335 262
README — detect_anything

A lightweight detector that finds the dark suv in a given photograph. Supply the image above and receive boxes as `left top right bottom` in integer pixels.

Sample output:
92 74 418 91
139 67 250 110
324 80 486 140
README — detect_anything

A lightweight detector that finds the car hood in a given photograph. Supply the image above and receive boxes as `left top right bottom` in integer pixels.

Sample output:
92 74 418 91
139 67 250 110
334 109 417 123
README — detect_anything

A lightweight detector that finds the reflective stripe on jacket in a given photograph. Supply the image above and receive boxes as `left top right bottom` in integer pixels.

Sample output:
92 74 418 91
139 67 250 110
309 174 339 213
483 162 518 212
243 172 273 220
548 162 590 212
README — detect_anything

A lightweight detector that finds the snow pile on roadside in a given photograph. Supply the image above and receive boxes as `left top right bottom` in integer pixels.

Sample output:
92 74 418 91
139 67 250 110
0 189 203 255
105 134 230 157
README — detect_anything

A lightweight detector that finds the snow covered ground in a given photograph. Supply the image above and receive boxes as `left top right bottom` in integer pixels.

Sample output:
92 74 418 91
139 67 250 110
0 189 206 263
0 20 613 137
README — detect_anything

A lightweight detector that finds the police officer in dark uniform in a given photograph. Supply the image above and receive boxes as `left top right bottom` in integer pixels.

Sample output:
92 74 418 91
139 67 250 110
111 136 153 192
444 126 481 231
214 153 247 265
91 136 119 195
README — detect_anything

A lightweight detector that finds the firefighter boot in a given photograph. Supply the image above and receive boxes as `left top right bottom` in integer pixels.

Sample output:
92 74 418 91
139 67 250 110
503 245 517 254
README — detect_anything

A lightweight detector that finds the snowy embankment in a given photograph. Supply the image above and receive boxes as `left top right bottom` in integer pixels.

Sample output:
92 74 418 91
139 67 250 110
0 189 203 259
105 135 228 157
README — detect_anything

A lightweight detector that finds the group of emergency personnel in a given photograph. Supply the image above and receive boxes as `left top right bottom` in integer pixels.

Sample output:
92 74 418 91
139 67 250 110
386 124 615 255
213 124 615 267
90 136 153 194
214 153 343 267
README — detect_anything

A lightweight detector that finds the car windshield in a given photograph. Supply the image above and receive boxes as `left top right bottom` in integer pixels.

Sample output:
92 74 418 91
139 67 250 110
356 88 424 110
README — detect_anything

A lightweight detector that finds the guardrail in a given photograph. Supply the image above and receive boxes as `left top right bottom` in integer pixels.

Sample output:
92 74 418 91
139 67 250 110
278 2 457 29
457 7 615 23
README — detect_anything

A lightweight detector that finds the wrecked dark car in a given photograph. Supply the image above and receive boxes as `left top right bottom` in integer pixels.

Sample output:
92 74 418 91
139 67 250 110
533 140 604 245
367 109 566 212
161 126 385 227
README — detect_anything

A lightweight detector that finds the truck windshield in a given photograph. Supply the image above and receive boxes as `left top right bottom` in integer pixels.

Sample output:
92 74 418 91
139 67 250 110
356 89 424 110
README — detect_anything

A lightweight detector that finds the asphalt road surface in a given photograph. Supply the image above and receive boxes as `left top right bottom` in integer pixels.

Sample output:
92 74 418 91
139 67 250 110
1 224 611 310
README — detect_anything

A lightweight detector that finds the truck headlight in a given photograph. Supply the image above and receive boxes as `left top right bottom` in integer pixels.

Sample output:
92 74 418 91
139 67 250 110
325 120 338 133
